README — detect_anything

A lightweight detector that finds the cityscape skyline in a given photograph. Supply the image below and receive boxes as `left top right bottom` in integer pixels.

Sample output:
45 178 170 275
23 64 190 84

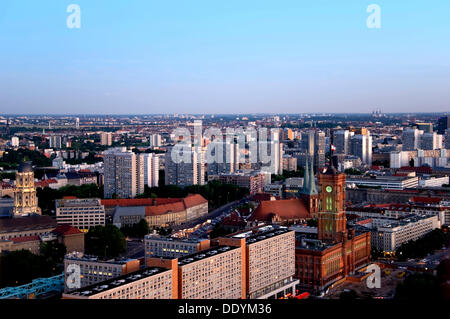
1 1 450 114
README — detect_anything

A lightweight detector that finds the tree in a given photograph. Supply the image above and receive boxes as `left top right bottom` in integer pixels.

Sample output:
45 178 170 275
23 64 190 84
0 250 54 288
395 273 441 300
85 225 126 259
40 241 67 264
121 219 150 238
306 219 318 227
344 168 362 175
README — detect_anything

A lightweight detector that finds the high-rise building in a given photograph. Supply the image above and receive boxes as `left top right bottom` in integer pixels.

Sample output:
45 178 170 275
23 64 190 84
445 129 450 149
143 153 159 188
149 134 162 148
420 132 443 150
13 162 41 216
103 148 145 199
437 116 450 134
11 136 19 148
402 128 423 151
314 131 325 168
100 132 113 146
207 141 235 176
49 135 62 149
75 117 80 129
416 122 433 133
165 146 203 186
350 132 372 166
333 130 352 155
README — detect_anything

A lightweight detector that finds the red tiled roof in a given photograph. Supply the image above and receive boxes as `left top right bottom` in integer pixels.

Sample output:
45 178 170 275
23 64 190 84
248 198 311 221
250 193 278 202
182 194 208 208
145 202 185 216
410 196 443 204
101 198 156 207
11 235 40 243
52 224 83 236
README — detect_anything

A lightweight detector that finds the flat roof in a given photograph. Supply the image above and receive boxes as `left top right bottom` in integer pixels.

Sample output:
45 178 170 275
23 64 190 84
144 235 206 244
64 266 170 298
232 225 290 244
177 245 239 266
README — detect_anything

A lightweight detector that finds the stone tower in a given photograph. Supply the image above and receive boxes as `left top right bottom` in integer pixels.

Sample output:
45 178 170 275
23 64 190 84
317 162 347 243
13 162 40 216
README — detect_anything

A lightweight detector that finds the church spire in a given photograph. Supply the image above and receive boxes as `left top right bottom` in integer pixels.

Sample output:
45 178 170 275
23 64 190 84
301 157 318 195
308 157 318 195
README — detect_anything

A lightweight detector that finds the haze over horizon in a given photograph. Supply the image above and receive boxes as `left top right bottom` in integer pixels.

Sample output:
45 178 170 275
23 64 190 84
1 0 449 114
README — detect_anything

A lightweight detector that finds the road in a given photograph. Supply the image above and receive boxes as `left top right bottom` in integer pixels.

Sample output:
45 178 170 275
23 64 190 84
123 197 250 259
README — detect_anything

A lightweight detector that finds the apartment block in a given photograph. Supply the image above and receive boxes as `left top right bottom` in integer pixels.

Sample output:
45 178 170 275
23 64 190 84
63 252 140 292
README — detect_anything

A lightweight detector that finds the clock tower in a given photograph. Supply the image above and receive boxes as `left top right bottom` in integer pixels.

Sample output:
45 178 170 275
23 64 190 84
317 164 347 243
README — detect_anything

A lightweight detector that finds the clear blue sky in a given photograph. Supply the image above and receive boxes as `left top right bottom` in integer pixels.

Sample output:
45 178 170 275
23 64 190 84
0 0 449 114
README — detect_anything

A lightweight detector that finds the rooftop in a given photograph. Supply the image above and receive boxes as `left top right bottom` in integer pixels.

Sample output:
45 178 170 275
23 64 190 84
65 266 169 298
177 245 239 266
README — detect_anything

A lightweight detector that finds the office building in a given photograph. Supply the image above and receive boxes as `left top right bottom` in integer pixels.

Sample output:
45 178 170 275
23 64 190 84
56 198 106 232
350 132 372 166
346 175 419 190
370 214 440 252
437 116 450 134
333 130 352 155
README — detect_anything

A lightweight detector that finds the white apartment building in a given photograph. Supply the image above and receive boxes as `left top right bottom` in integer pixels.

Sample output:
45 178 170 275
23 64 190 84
103 148 145 198
63 252 140 292
143 153 159 188
371 214 440 252
63 266 173 299
55 198 105 231
144 235 209 261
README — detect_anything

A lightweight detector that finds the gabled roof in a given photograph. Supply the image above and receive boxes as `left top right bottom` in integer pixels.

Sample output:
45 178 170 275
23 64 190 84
52 224 83 236
248 198 311 221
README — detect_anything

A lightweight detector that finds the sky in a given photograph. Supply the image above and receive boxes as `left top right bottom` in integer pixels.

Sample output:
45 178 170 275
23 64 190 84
0 0 449 115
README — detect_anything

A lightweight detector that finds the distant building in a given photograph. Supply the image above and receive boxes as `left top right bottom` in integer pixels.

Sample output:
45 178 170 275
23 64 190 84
13 162 41 216
49 135 62 149
402 128 423 151
420 132 443 150
103 148 145 198
437 116 450 134
11 136 19 148
165 146 204 186
56 198 106 232
208 170 265 194
149 134 162 148
100 132 113 146
143 153 159 188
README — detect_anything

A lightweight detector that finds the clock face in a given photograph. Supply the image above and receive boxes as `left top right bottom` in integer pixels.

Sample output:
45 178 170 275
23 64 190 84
326 186 333 193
